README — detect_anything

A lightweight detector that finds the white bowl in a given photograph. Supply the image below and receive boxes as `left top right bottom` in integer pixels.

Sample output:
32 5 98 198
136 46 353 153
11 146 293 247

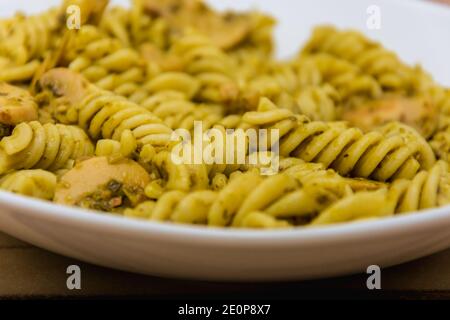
0 0 450 281
1 192 450 281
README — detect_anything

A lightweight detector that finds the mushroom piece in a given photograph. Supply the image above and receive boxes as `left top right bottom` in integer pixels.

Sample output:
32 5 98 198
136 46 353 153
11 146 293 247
341 96 438 138
0 83 38 125
39 68 90 105
54 156 151 211
143 0 251 49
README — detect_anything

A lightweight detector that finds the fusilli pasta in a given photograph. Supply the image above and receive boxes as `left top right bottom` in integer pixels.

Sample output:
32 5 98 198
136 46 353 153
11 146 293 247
0 0 448 229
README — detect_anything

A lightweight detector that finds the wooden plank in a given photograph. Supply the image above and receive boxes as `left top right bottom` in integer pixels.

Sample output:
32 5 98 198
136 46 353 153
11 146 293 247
0 232 30 248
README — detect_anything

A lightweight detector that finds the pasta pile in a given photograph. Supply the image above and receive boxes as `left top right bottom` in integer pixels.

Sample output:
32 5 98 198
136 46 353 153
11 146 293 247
0 0 449 229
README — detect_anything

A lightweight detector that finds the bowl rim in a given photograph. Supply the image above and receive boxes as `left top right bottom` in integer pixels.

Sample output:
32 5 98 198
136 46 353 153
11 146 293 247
1 190 450 246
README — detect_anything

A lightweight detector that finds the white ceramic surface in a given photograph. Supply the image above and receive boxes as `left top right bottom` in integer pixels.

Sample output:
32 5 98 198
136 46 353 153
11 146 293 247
0 0 449 281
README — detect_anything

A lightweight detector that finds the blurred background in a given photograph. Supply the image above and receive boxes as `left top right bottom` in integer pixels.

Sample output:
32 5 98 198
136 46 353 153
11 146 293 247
1 0 449 85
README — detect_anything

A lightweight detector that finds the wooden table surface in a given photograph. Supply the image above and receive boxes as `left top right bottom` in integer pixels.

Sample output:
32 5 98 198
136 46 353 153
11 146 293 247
1 231 450 299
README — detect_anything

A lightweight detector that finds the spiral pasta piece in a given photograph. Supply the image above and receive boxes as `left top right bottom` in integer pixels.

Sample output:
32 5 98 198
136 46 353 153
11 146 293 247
302 26 413 92
39 68 174 149
312 160 450 225
65 25 146 98
242 98 435 181
389 160 450 213
95 129 138 158
169 32 239 104
149 150 209 192
79 90 172 147
140 72 201 102
0 121 94 173
0 9 59 64
296 53 382 101
430 129 450 162
134 71 221 131
208 170 349 227
430 89 450 160
130 158 389 228
240 61 300 104
0 169 56 200
294 84 340 121
279 158 383 193
99 3 170 49
127 171 301 227
151 190 217 224
139 87 224 131
0 8 61 83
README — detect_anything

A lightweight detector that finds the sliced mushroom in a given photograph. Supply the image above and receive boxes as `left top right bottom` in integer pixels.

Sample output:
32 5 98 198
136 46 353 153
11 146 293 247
341 96 438 138
39 68 90 105
143 0 251 49
54 156 151 210
0 83 38 125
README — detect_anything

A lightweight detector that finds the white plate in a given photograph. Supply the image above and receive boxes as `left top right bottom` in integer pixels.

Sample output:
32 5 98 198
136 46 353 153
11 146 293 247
0 0 450 281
